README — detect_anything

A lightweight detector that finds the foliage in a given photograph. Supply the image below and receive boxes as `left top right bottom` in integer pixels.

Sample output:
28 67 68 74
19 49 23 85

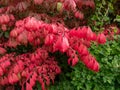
88 0 116 31
0 0 120 90
48 34 120 90
48 0 120 90
0 0 108 90
114 15 120 23
69 35 120 90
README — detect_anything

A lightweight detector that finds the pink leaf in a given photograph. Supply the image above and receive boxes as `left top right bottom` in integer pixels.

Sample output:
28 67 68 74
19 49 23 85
12 73 19 83
63 0 76 11
54 36 69 52
81 55 99 72
17 31 28 45
55 67 61 74
13 65 20 73
10 29 18 38
0 47 6 55
0 67 3 76
26 82 32 90
77 44 89 56
68 55 79 66
74 11 84 19
30 78 35 87
97 33 106 44
45 34 54 45
34 0 43 5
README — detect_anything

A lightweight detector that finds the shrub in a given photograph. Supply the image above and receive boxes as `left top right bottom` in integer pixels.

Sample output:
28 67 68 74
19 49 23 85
69 34 120 90
49 0 120 90
0 0 108 90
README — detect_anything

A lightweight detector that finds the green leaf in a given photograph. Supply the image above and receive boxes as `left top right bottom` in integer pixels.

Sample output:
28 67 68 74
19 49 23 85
4 31 9 38
0 32 4 38
57 2 62 12
114 15 120 22
36 82 41 90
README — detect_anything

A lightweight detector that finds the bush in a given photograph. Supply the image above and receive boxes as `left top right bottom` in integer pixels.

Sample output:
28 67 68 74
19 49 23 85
48 0 120 90
69 35 120 90
0 0 107 90
0 0 120 90
48 35 120 90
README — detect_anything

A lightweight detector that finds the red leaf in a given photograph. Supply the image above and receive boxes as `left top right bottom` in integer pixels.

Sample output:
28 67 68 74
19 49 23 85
32 72 37 81
8 75 14 84
41 83 46 90
97 33 106 44
69 29 77 37
86 27 94 41
27 32 34 42
12 73 19 83
45 34 54 45
10 29 18 38
0 14 10 24
0 77 8 85
3 77 8 85
0 47 6 55
15 20 24 27
17 61 24 70
1 24 7 31
17 31 28 45
63 0 76 11
54 36 69 52
30 78 35 87
91 33 97 41
25 17 39 31
21 71 27 77
74 11 84 19
81 55 99 72
44 75 50 86
16 1 28 12
0 67 3 76
72 55 79 66
93 61 99 72
55 67 61 74
77 44 89 56
4 61 11 68
68 55 79 66
13 65 20 73
26 82 32 90
38 77 43 84
31 54 36 62
7 38 18 48
34 0 43 5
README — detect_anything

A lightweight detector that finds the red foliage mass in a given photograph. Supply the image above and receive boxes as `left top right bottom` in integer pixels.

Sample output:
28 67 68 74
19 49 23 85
0 0 107 90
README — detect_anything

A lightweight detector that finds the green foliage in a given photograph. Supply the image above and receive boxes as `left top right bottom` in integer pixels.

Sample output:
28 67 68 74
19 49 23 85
114 15 120 22
88 0 115 31
48 79 74 90
69 35 120 90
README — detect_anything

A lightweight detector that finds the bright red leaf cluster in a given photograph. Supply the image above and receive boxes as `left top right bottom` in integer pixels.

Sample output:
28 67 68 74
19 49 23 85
0 14 15 31
6 17 106 72
0 48 61 90
0 16 106 90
